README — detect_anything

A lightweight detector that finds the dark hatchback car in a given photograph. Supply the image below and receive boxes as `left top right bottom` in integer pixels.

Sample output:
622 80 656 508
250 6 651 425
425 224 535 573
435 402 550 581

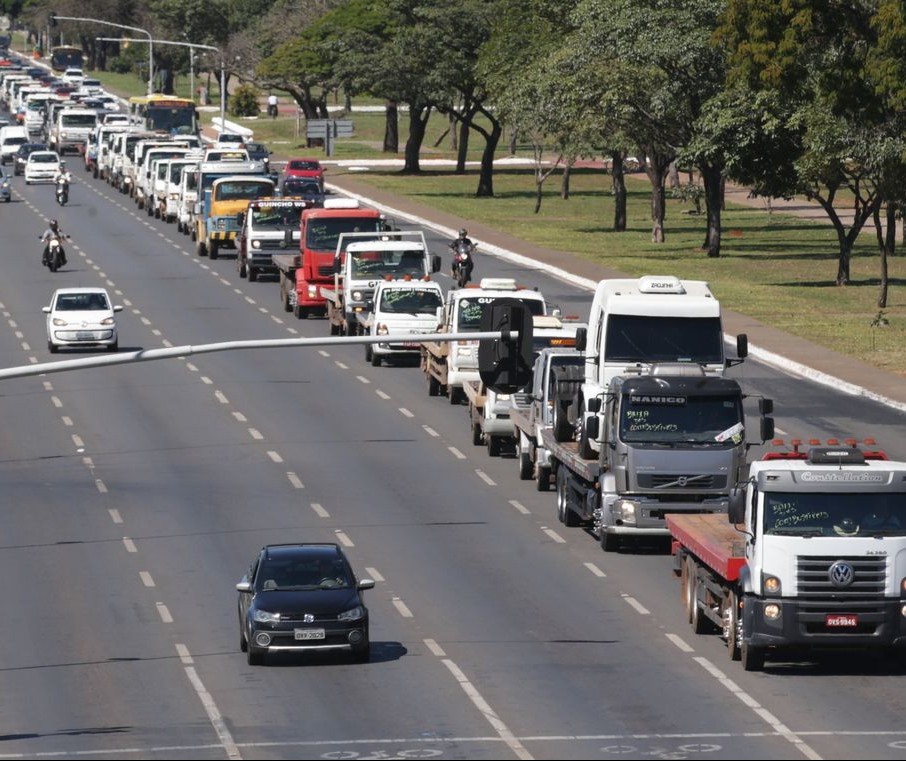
13 142 47 176
279 176 325 207
237 543 374 665
245 140 271 169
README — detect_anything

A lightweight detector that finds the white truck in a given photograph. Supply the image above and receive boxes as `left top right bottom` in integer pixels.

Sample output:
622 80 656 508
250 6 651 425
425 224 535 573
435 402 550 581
576 275 747 458
669 440 906 671
49 107 98 156
320 231 441 336
136 145 194 212
421 278 548 404
236 198 308 281
357 279 445 367
161 155 203 224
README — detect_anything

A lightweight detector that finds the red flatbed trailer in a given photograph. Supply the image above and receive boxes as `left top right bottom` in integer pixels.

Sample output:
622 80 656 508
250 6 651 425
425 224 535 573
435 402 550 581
666 513 747 582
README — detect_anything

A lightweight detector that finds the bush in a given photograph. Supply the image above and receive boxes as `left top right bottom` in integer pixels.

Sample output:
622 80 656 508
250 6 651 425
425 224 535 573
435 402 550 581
230 84 260 117
108 56 133 74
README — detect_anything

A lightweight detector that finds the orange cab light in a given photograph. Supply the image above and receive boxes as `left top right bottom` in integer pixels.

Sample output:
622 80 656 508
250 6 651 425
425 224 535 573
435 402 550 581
772 438 785 446
808 439 821 446
845 438 857 446
384 275 392 281
403 274 412 281
864 437 877 446
827 438 840 446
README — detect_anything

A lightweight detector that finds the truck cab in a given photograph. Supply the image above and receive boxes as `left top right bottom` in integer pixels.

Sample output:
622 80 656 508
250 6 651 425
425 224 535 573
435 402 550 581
50 107 98 155
362 279 444 366
237 198 307 281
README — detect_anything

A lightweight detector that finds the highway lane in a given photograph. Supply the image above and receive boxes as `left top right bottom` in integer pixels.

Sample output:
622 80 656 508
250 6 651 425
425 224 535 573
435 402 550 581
0 166 904 760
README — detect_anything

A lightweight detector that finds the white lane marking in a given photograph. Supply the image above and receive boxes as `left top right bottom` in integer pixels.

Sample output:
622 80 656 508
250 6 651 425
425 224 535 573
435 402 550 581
356 375 371 384
140 571 155 587
423 425 439 437
448 447 466 459
232 411 247 422
200 376 213 385
335 530 354 547
71 434 84 448
318 350 329 357
14 330 23 338
365 566 384 582
109 509 123 524
61 416 73 426
375 389 390 400
424 638 446 657
665 633 694 653
584 562 606 578
441 659 533 760
183 661 242 760
775 426 788 435
392 597 413 618
622 594 650 615
141 316 152 325
122 538 137 553
335 361 348 369
186 363 198 371
95 479 108 493
541 528 566 544
248 428 263 440
399 407 414 417
271 315 282 324
509 500 531 515
156 602 173 623
244 296 255 304
162 339 173 348
20 342 29 351
286 472 304 489
475 470 496 486
691 655 820 759
176 643 194 664
267 451 283 463
310 503 330 518
43 381 53 391
214 390 229 404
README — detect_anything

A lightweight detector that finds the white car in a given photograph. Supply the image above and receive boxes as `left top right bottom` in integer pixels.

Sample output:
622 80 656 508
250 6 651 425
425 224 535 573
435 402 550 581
43 287 122 353
213 132 247 149
62 67 84 86
24 150 61 183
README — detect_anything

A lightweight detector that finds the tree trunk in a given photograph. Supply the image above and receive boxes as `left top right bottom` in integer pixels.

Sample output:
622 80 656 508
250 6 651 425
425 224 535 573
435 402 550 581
383 101 399 153
812 190 879 285
456 114 469 173
667 161 680 189
644 148 673 243
509 125 517 155
534 179 543 214
700 163 723 258
403 103 432 173
449 111 458 152
873 202 895 308
561 161 571 200
474 107 501 197
611 151 626 232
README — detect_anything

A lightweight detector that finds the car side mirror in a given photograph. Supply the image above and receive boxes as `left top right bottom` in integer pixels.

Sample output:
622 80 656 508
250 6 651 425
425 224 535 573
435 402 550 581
357 579 375 591
42 306 50 313
113 305 123 312
236 580 252 593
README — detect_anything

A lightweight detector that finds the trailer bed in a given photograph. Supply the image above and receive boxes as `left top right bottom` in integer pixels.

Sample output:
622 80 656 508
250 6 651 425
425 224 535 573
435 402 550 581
667 513 747 582
540 429 601 482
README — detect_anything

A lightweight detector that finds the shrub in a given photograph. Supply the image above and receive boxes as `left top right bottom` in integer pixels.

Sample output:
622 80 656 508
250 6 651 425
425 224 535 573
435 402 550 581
230 84 260 117
107 56 133 74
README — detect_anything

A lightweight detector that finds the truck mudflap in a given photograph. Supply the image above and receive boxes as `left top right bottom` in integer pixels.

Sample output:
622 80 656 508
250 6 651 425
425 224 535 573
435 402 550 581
743 597 906 649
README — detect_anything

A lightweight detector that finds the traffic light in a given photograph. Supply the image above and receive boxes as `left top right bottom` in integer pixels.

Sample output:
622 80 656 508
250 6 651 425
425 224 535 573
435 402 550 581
478 298 534 394
48 13 57 27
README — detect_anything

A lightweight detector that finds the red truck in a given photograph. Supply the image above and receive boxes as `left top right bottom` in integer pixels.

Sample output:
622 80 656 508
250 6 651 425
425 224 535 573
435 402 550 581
273 198 385 319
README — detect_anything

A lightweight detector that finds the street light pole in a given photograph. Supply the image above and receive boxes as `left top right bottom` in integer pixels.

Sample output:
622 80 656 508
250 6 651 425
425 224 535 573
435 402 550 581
52 15 153 95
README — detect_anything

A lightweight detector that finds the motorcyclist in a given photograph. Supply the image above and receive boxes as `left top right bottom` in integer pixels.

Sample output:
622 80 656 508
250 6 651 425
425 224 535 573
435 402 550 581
449 228 475 281
40 219 67 266
55 162 72 198
450 228 474 251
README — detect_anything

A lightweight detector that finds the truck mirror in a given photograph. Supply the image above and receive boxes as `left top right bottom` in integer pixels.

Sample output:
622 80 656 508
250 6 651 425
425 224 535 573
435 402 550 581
478 298 534 394
585 416 599 440
736 333 748 360
586 397 601 413
728 488 746 524
575 327 587 352
760 416 775 443
283 228 293 247
431 254 441 273
435 306 444 325
758 397 773 415
332 257 341 275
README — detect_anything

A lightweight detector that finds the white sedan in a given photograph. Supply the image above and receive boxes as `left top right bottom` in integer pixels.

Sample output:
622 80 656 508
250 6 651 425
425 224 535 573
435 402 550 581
24 150 61 184
43 287 122 353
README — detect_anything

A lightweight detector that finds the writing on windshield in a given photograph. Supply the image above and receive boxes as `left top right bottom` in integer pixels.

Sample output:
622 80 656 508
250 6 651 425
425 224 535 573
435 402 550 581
620 393 743 444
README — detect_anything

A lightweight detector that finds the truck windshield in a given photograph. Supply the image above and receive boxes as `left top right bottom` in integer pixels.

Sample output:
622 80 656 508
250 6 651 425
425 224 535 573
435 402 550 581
379 288 442 314
620 393 743 444
763 492 906 536
252 205 305 229
61 113 96 127
605 315 723 364
306 218 382 252
214 180 274 201
456 297 546 331
350 249 425 278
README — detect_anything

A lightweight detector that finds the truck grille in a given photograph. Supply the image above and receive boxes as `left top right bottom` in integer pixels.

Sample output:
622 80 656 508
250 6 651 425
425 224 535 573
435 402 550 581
797 556 886 601
638 474 724 489
257 239 297 250
318 265 334 277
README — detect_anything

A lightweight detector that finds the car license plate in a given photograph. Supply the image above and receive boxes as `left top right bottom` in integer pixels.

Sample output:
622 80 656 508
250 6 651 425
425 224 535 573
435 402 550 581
401 342 419 348
826 614 858 627
294 628 325 640
76 332 95 340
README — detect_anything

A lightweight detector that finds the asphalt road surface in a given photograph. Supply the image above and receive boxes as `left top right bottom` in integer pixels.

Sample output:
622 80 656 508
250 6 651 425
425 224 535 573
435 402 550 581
0 155 904 761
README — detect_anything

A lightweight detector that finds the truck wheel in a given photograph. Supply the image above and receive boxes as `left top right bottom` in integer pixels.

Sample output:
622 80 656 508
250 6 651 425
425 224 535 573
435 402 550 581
294 305 307 319
196 240 207 257
552 400 573 442
370 350 381 367
724 590 741 661
556 468 580 527
471 422 482 446
248 267 258 282
518 448 532 480
487 435 501 457
536 465 551 492
600 532 619 552
191 225 197 241
209 241 219 260
740 640 764 672
448 386 461 405
330 321 341 336
691 578 713 634
428 375 441 397
365 343 373 362
238 259 247 278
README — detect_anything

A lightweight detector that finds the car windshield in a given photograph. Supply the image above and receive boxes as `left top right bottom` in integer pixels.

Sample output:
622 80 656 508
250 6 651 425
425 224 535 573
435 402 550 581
61 113 96 127
379 287 442 314
282 179 321 197
55 293 109 311
31 154 58 163
289 160 319 171
257 558 352 591
762 492 906 537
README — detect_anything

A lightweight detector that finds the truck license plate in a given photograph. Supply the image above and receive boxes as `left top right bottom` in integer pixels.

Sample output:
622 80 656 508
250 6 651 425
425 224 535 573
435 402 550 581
826 614 858 627
294 628 325 640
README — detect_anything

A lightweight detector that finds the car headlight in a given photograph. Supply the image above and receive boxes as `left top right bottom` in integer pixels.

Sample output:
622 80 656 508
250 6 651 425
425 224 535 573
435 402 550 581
352 290 364 302
251 240 261 249
338 605 364 622
100 317 115 326
52 317 69 326
253 609 280 623
455 346 473 358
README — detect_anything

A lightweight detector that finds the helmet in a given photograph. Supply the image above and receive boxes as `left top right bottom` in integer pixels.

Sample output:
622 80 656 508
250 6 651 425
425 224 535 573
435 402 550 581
459 228 468 237
49 219 58 231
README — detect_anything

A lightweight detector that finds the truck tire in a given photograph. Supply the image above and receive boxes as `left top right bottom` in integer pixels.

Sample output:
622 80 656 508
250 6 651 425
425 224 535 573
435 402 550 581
536 465 551 491
518 447 532 480
365 343 373 362
248 267 258 282
238 259 247 278
552 399 573 442
196 240 207 257
448 386 461 405
293 305 307 319
724 590 741 661
691 578 713 634
471 421 482 446
209 240 219 260
741 640 764 672
428 374 441 397
487 435 501 457
370 349 381 367
556 468 580 527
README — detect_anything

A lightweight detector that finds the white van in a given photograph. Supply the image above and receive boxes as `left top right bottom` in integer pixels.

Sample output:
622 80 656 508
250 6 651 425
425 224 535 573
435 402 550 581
0 125 29 164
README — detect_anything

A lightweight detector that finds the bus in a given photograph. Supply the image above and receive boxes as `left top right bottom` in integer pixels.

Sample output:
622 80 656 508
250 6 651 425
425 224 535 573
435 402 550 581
128 94 198 136
50 46 83 72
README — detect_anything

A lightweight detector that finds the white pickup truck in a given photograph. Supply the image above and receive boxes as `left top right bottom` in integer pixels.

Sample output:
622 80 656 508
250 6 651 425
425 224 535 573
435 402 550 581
358 280 444 367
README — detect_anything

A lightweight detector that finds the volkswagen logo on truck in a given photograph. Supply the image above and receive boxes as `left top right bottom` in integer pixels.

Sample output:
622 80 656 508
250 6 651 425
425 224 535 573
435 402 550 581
828 560 855 588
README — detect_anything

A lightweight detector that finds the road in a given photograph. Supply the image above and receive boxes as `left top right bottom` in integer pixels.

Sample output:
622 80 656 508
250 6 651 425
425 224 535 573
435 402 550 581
0 160 904 761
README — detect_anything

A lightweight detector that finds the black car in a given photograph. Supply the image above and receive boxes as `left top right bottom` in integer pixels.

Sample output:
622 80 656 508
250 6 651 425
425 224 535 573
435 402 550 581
279 176 326 207
13 142 47 176
237 543 374 665
245 140 271 169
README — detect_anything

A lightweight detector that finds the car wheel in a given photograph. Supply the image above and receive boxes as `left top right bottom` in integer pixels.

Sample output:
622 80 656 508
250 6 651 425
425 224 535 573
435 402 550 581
196 240 207 257
365 343 372 362
107 341 118 352
247 646 264 666
239 623 248 653
48 341 58 354
351 638 370 663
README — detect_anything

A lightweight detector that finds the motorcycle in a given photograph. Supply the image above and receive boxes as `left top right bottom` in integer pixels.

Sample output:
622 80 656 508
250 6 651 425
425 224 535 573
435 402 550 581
55 174 71 206
41 234 69 272
450 240 476 288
